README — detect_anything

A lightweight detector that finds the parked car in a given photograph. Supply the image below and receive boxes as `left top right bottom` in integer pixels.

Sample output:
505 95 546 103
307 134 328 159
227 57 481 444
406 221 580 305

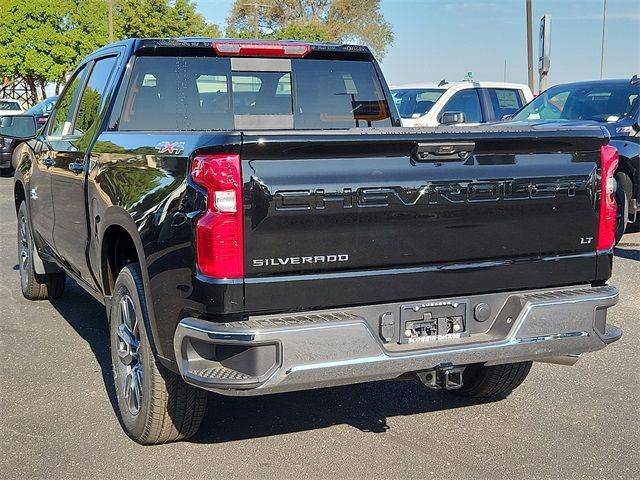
24 95 58 127
0 96 58 174
1 38 622 445
390 81 533 126
506 77 640 237
0 98 24 116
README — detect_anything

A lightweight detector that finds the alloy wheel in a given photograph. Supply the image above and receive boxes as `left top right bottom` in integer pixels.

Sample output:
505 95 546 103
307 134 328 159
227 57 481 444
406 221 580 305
18 212 30 288
115 294 143 416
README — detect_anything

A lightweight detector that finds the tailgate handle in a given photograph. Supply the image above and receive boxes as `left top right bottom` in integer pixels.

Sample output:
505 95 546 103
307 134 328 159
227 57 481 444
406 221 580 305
414 142 475 161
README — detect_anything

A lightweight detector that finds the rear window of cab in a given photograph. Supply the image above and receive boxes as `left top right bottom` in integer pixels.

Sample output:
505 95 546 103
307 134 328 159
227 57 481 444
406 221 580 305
0 100 21 110
118 56 392 131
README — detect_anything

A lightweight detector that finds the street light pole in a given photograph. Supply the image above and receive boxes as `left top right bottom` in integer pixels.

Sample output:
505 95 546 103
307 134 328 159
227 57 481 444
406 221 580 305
108 0 114 43
600 0 607 79
526 0 534 93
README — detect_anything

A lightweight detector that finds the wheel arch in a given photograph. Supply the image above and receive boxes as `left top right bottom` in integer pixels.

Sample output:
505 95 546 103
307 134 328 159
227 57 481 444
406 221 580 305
14 178 26 215
99 208 173 367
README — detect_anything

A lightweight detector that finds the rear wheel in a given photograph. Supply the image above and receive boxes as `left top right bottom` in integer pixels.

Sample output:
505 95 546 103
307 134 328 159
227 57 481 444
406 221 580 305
109 263 207 444
17 201 65 300
455 361 533 398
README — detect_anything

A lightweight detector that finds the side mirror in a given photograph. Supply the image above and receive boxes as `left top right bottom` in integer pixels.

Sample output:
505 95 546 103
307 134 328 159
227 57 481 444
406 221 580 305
440 111 465 125
0 115 37 140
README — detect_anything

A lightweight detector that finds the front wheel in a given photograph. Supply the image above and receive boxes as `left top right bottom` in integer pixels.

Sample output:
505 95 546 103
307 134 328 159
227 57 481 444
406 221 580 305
455 361 533 398
109 263 207 444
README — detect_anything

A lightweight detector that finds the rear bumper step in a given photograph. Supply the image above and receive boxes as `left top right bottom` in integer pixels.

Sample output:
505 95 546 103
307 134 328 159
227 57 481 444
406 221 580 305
174 285 621 396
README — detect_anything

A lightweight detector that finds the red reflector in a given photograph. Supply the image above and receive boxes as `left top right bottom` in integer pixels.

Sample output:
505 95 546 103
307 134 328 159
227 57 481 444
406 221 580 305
212 41 310 58
597 144 619 250
191 154 244 278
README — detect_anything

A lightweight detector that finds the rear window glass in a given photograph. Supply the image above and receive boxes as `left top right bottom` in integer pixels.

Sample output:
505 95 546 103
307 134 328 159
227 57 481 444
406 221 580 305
0 100 21 110
119 56 391 131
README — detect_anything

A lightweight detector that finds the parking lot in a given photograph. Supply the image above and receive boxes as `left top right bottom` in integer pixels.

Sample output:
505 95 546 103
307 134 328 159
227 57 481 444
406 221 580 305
0 175 638 479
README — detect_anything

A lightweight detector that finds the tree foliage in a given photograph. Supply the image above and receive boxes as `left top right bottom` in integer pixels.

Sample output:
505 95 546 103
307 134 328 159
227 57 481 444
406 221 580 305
226 0 393 59
0 0 219 104
115 0 220 39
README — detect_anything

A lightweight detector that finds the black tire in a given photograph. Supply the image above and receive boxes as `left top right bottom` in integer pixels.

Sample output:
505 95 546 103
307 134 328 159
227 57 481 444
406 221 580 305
455 361 533 398
17 201 66 300
616 172 639 234
615 172 632 242
109 263 207 444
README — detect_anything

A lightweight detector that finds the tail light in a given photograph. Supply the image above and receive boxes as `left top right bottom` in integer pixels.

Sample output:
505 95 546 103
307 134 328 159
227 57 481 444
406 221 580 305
597 144 619 250
191 154 244 278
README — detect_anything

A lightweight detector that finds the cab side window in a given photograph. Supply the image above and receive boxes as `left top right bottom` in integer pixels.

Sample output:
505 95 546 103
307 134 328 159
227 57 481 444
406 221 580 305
75 56 117 135
49 66 88 137
441 89 483 123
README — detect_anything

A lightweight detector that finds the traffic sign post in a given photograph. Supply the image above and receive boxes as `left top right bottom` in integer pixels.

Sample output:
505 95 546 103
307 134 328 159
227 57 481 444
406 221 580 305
538 14 551 93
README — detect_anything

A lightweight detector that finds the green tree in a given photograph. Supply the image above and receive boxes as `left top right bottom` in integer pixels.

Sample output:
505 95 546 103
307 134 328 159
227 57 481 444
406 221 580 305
226 0 393 59
115 0 220 39
0 0 220 104
0 0 75 102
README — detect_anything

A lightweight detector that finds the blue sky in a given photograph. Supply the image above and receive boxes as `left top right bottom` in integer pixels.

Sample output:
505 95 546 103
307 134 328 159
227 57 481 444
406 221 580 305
194 0 639 91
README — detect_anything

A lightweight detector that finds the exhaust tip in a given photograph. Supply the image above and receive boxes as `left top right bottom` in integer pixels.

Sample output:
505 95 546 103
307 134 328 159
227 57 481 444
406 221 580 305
536 354 581 366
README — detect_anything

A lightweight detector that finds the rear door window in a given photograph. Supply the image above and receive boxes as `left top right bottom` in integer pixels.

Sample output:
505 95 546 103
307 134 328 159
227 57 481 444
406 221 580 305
119 56 392 130
74 56 117 135
440 88 483 123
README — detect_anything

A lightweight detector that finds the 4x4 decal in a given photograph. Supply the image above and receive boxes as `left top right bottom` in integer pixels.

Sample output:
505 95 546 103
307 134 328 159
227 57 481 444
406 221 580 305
155 141 185 155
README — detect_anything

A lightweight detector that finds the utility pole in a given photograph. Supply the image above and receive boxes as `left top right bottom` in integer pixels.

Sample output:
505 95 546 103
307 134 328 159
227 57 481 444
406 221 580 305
600 0 607 79
526 0 534 93
242 2 268 38
108 0 114 43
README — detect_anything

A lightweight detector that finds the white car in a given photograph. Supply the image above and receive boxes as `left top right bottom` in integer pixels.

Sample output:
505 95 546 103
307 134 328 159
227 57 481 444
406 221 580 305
390 81 534 127
0 99 24 116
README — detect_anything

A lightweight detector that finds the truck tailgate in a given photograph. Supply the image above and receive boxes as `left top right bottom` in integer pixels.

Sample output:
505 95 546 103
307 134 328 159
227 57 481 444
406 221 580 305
240 127 608 312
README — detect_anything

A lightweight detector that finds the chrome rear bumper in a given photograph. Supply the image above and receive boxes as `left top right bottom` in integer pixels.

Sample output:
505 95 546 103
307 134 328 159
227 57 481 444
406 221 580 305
174 285 621 396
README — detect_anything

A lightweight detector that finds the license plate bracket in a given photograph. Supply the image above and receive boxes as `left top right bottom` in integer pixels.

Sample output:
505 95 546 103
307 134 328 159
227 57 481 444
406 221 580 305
400 301 468 344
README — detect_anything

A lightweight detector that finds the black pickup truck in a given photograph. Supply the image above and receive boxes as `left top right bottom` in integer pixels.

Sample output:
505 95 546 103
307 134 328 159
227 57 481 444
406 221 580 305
1 39 622 445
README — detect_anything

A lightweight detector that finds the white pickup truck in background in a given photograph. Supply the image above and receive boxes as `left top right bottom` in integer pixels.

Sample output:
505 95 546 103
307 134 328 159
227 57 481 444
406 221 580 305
391 81 534 126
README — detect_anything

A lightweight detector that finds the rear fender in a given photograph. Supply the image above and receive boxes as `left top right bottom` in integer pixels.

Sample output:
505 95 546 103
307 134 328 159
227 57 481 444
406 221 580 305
99 207 175 369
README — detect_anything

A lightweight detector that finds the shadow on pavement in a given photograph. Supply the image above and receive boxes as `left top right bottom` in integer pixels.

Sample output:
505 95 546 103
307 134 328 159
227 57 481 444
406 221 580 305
615 234 640 261
192 380 501 444
614 247 640 261
48 279 119 415
47 278 504 444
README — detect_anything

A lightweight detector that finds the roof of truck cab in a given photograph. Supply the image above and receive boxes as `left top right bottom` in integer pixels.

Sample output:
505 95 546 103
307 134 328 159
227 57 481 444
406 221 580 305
540 78 638 88
390 81 531 91
89 38 372 57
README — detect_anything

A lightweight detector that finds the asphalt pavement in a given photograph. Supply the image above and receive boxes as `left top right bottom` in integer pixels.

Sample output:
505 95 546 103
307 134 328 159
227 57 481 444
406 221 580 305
0 175 638 480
